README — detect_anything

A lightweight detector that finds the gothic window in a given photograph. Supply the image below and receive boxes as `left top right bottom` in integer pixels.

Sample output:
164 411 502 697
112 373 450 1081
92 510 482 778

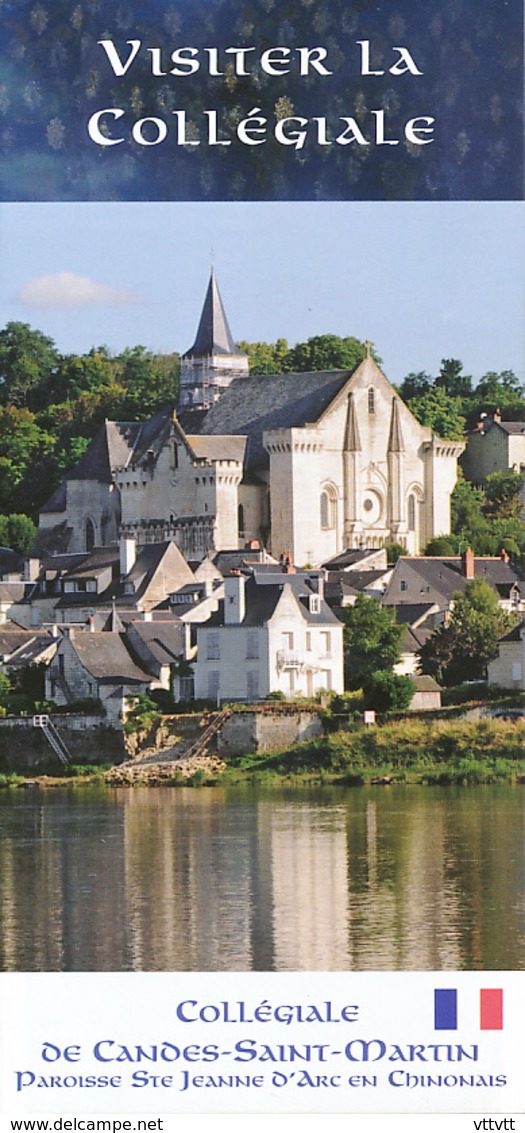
368 387 375 414
320 484 337 530
408 494 416 531
85 518 95 552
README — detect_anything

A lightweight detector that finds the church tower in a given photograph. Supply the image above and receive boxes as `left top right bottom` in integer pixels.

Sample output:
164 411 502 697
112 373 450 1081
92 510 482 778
178 268 249 410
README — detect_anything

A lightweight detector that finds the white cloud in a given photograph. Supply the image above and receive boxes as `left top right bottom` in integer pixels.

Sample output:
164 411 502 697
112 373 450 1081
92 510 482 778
17 272 139 309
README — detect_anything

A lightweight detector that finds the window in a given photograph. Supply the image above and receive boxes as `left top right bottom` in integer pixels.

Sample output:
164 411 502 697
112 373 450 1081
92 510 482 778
86 579 97 593
85 518 95 552
321 631 331 657
368 387 375 414
320 484 337 530
207 633 220 660
282 632 294 651
207 671 220 700
512 663 521 682
247 671 259 701
400 580 408 592
306 632 312 651
246 632 259 659
173 443 179 469
408 494 416 532
238 503 245 540
309 594 320 614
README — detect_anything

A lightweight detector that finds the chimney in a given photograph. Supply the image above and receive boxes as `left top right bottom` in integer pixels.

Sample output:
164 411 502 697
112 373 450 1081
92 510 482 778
120 536 136 577
493 408 502 423
203 577 214 598
500 548 510 563
280 550 296 574
309 571 325 600
24 558 40 582
87 616 96 633
224 571 246 624
461 546 475 579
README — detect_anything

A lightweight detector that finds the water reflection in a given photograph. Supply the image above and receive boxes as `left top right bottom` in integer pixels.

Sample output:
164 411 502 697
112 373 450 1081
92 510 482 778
0 785 523 971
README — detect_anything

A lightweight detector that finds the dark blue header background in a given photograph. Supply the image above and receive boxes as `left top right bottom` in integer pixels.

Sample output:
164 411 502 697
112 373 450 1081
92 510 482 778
0 0 522 201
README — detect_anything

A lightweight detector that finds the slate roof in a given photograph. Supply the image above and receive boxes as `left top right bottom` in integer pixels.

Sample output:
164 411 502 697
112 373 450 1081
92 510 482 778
411 674 441 693
0 547 24 576
127 621 186 664
390 603 438 626
498 619 525 643
204 575 341 628
493 420 525 435
187 435 247 463
321 548 385 570
383 556 525 607
67 632 152 683
182 269 246 359
3 633 57 667
328 568 389 592
400 626 432 654
180 369 352 472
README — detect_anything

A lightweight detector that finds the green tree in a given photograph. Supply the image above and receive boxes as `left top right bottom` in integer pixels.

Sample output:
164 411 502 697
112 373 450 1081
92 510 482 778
113 346 179 417
419 578 516 684
407 386 466 440
283 334 368 373
0 406 56 513
341 595 404 690
238 338 289 375
0 514 36 554
434 358 473 399
362 671 415 712
397 371 432 401
0 322 60 411
424 535 460 556
484 470 524 522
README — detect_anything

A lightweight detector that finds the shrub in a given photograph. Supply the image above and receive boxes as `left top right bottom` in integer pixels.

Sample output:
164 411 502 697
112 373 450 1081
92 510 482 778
363 671 415 713
265 690 286 701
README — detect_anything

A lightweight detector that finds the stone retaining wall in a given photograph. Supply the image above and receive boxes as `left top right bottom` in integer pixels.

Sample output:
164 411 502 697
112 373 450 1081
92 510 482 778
0 715 125 772
217 710 323 755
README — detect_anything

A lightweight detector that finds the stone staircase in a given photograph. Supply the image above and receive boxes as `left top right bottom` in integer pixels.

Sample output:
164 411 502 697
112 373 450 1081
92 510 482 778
104 709 232 785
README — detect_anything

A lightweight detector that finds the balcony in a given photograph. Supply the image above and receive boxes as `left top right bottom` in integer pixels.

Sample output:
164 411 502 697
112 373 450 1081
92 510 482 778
276 649 306 671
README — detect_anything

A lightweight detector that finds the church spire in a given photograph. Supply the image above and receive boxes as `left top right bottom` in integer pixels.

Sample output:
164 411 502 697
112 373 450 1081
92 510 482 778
344 392 361 452
387 396 405 452
183 267 240 359
178 268 249 411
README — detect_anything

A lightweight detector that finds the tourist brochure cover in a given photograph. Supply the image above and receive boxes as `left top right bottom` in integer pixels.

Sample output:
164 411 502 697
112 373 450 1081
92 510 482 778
0 0 524 1127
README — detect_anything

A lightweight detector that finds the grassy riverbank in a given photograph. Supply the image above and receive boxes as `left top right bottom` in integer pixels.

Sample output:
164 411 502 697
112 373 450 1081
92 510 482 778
220 718 525 786
1 718 524 788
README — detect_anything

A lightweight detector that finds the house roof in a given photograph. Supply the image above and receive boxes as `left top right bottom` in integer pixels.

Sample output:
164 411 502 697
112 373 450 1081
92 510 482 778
3 633 57 667
498 618 525 643
187 435 247 463
321 548 386 570
493 420 525 435
383 555 524 607
179 369 352 472
204 575 341 628
400 626 432 654
127 620 186 664
181 269 246 359
66 632 152 683
411 674 441 693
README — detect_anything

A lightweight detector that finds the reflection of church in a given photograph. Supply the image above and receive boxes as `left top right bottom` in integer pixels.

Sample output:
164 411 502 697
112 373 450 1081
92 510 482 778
38 270 464 564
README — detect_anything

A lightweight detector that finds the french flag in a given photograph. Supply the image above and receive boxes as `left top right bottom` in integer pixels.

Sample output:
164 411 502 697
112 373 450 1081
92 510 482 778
434 988 503 1030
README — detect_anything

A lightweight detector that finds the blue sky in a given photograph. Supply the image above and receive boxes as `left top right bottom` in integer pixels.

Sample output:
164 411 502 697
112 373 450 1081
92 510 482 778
0 201 523 386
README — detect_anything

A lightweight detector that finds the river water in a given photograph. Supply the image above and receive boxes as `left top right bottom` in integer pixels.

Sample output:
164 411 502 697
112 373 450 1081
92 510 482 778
0 784 523 971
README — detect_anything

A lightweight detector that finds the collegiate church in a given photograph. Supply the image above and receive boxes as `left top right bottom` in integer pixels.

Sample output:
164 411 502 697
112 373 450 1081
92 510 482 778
37 270 464 565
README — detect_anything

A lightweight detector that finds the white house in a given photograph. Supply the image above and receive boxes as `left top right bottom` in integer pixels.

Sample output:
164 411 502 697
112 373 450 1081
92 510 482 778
194 570 344 703
487 619 525 690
